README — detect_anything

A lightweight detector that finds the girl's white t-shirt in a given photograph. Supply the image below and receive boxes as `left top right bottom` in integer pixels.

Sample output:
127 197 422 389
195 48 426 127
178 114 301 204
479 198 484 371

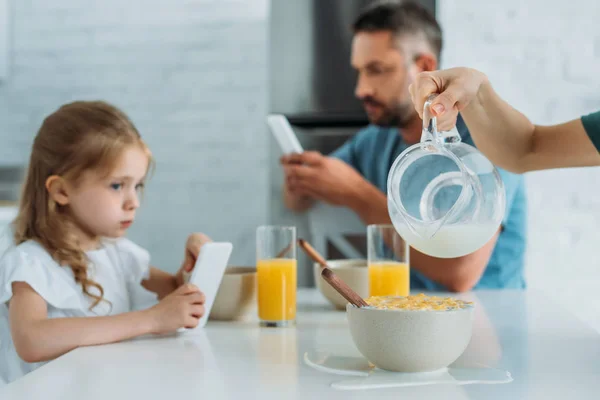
0 237 159 385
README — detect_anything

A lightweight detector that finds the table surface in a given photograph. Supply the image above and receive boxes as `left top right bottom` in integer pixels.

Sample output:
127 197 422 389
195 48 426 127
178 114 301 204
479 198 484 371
2 289 600 399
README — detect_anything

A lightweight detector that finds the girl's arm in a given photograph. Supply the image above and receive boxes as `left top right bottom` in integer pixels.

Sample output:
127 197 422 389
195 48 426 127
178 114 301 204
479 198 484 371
141 233 213 299
142 267 178 300
9 281 205 363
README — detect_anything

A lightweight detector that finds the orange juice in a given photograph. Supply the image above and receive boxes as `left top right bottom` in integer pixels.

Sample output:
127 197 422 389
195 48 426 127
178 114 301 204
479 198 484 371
368 261 410 297
257 258 297 322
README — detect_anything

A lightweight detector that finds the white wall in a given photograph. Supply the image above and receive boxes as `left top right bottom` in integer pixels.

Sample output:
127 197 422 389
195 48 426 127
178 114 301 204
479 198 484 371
439 0 600 332
0 0 270 269
0 0 8 80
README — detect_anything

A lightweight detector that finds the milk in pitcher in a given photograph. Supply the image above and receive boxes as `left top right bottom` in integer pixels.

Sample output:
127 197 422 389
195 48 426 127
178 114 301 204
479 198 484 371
394 223 499 258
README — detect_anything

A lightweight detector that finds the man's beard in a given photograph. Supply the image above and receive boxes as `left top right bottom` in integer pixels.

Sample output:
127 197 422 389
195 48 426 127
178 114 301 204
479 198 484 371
362 97 416 128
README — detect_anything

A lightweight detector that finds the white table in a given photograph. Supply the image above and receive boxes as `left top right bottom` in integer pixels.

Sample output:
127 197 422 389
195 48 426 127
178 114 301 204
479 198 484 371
2 289 600 399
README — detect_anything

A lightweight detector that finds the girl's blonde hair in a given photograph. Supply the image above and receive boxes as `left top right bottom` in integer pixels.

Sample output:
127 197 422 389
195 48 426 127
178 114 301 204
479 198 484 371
14 100 152 309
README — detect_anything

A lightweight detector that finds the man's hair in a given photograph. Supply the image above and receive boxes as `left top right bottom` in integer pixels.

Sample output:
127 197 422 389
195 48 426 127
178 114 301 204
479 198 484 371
352 0 442 60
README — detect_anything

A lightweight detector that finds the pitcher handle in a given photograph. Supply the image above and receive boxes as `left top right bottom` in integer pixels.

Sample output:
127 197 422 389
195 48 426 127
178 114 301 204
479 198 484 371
420 94 462 145
420 94 439 143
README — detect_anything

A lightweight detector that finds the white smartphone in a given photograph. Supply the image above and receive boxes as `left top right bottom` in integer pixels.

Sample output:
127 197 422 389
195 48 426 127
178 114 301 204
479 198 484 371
181 242 233 330
266 113 304 155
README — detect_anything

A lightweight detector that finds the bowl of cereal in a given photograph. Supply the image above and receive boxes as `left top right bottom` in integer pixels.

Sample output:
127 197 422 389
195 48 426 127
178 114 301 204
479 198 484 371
346 294 474 372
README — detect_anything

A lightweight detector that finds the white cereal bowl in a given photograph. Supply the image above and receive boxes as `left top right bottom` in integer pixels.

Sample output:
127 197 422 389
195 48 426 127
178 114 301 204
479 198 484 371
346 301 474 372
209 266 256 321
313 259 369 310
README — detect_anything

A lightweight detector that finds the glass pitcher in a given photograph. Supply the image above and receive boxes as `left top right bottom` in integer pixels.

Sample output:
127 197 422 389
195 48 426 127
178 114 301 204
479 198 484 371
387 95 506 258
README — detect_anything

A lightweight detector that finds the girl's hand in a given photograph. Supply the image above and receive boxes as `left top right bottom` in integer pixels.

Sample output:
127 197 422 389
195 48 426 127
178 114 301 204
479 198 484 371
146 284 206 333
175 233 213 286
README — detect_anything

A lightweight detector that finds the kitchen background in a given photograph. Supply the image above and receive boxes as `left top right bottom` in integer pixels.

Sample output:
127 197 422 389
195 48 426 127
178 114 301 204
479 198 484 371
0 0 598 331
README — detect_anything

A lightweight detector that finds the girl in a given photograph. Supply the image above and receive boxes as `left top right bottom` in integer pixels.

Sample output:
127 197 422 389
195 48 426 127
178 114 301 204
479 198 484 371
0 101 212 384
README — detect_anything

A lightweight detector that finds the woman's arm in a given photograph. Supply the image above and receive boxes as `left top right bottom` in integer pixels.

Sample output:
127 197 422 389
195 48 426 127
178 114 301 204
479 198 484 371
463 82 600 172
410 67 600 173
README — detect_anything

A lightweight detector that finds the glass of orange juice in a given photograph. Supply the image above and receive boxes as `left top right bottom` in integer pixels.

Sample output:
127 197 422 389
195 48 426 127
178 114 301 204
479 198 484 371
367 224 410 297
256 225 297 327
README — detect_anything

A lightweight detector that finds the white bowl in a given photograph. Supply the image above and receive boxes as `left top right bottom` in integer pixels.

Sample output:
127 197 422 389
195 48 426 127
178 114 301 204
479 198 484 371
209 266 256 321
346 301 474 372
314 259 369 310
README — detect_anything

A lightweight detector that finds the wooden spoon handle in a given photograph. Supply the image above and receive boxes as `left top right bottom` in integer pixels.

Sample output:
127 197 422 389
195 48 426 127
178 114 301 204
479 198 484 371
321 268 369 308
298 238 368 308
297 239 327 268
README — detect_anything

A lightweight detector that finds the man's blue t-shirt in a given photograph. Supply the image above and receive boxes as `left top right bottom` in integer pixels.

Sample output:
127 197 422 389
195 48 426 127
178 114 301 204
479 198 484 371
331 116 527 290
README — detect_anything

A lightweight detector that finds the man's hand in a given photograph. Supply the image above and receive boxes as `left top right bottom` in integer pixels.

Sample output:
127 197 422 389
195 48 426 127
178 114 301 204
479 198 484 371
280 153 315 212
281 151 367 207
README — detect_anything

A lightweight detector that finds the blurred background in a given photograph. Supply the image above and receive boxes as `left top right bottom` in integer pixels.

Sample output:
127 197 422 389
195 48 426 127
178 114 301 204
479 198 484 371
0 0 598 331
